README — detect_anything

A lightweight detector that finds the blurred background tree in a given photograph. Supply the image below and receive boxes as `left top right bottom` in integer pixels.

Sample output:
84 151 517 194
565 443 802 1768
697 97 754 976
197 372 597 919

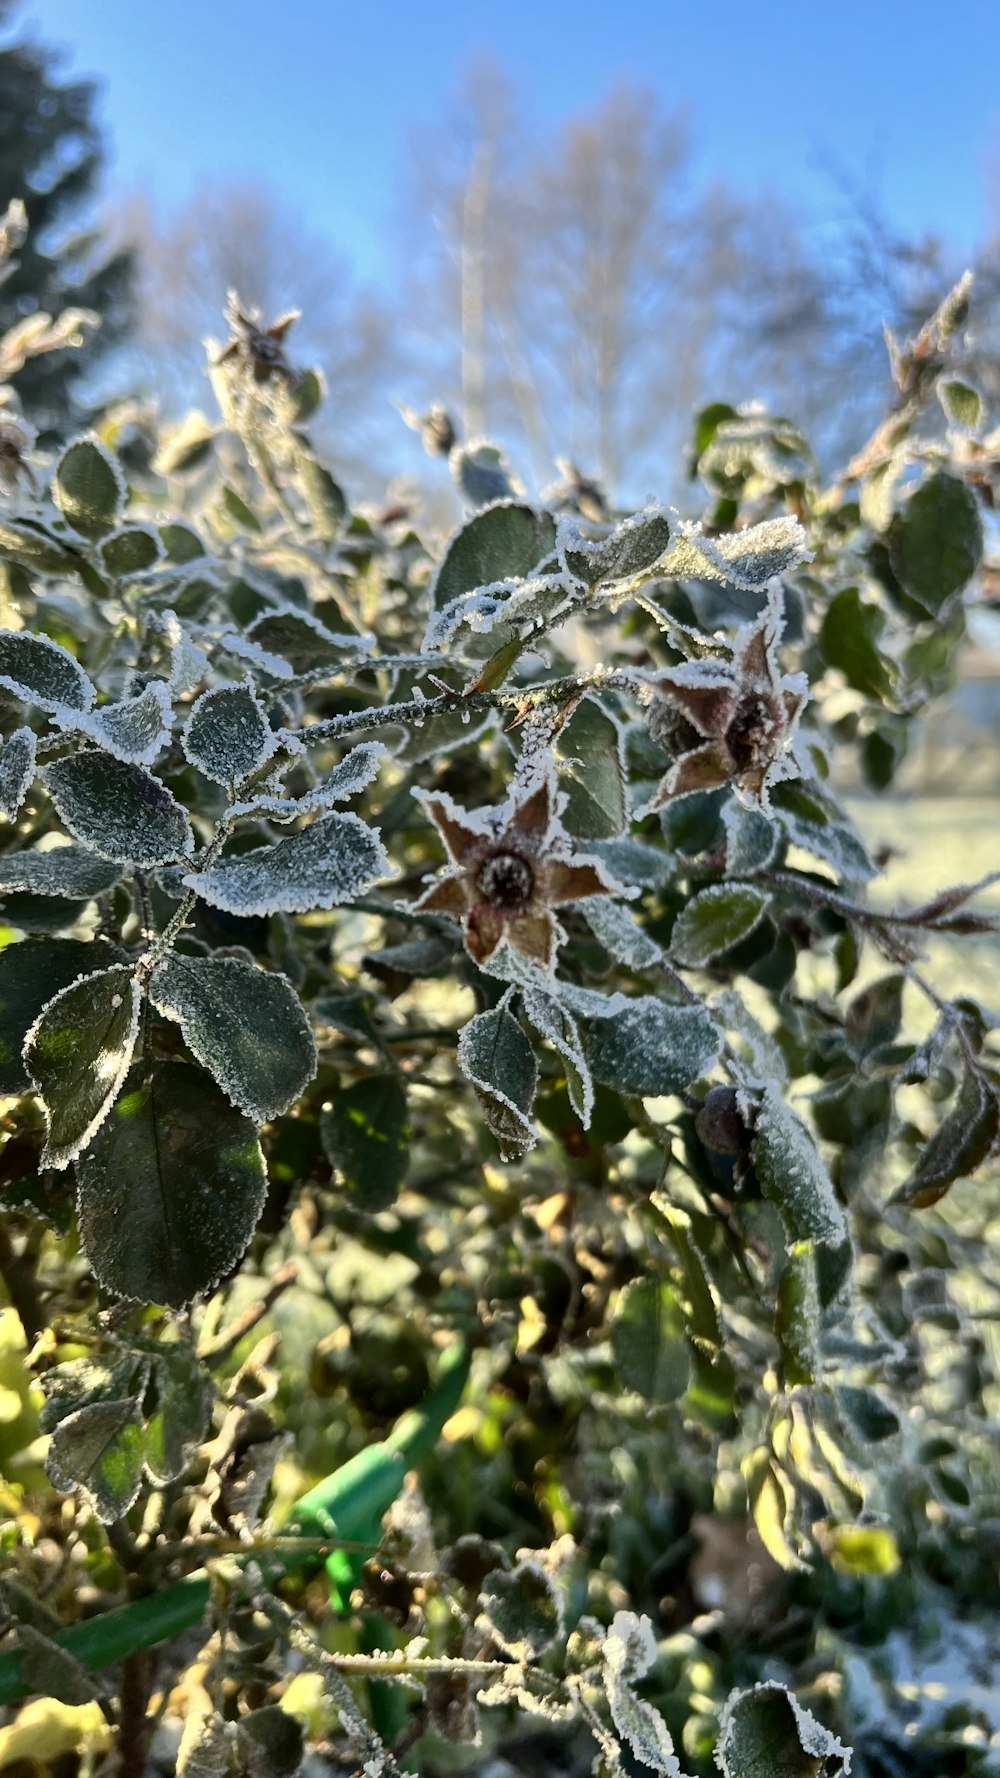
0 0 132 440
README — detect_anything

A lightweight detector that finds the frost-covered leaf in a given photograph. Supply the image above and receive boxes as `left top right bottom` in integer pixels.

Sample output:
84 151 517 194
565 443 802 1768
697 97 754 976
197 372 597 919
430 500 556 610
0 936 124 1093
46 1397 146 1523
149 953 317 1121
661 516 809 591
938 377 983 431
752 1087 849 1254
556 696 627 839
162 609 209 695
0 726 36 819
775 1242 820 1386
45 755 194 866
580 895 662 970
176 1712 230 1778
296 456 347 540
589 836 673 890
716 1682 851 1778
894 1067 1000 1207
563 506 671 588
612 1278 690 1402
230 741 384 821
54 681 173 766
320 1074 409 1211
0 629 94 712
722 802 779 876
53 435 125 538
24 964 140 1169
771 781 876 883
153 409 218 476
480 1560 563 1660
522 986 593 1125
0 515 85 574
14 1625 100 1707
75 1060 267 1307
671 884 768 966
0 843 123 900
457 995 537 1158
888 472 983 615
586 997 721 1097
714 990 787 1086
236 1705 305 1778
98 524 164 578
136 1342 215 1485
602 1611 685 1777
182 679 277 789
835 1384 900 1445
185 810 389 916
246 606 365 672
452 439 518 507
819 587 894 700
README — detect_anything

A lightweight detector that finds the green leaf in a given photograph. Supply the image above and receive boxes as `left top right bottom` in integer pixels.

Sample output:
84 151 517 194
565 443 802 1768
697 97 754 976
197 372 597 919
586 997 721 1096
602 1611 684 1776
0 727 36 820
0 844 123 900
44 755 194 867
612 1278 690 1402
654 1200 723 1352
480 1561 563 1660
775 1242 820 1387
671 884 768 966
555 696 627 839
53 436 125 538
716 1682 850 1778
182 680 276 789
457 996 537 1159
46 1397 146 1523
24 964 140 1169
888 472 983 615
819 586 894 699
98 525 164 578
246 607 358 671
521 986 593 1125
153 410 218 476
430 501 556 610
296 456 347 538
563 506 671 588
185 810 389 916
75 1060 267 1307
452 440 516 507
0 516 84 574
835 1384 900 1445
894 1067 999 1207
150 953 317 1122
938 377 983 431
320 1075 410 1212
753 1087 850 1259
136 1343 215 1485
771 780 876 883
0 936 124 1093
0 629 94 713
722 802 779 876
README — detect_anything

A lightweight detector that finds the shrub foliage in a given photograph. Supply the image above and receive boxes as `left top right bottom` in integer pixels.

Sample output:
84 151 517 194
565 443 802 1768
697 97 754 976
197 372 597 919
0 214 998 1776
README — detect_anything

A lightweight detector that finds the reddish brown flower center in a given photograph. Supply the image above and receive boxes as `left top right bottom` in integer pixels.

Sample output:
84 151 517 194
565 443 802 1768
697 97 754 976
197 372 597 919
726 692 785 772
476 850 535 909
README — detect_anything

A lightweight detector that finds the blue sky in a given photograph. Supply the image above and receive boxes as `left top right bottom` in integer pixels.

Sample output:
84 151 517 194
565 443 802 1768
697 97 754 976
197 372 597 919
16 0 1000 285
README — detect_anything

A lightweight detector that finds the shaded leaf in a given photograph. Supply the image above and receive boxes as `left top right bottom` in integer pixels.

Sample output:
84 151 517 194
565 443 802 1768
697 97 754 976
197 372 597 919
612 1278 690 1402
753 1087 849 1254
819 587 894 700
75 1061 267 1306
182 680 276 788
45 755 194 866
671 884 768 966
0 843 123 900
149 953 317 1121
54 681 173 767
98 525 164 578
938 377 982 430
894 1067 999 1207
457 996 537 1158
0 629 94 713
46 1397 146 1523
556 696 627 839
563 506 671 587
716 1681 851 1778
480 1561 562 1660
230 741 385 821
586 997 721 1097
0 937 124 1094
602 1611 685 1777
246 607 361 671
0 726 36 819
888 472 983 615
185 811 389 916
320 1074 409 1211
771 780 876 882
24 964 140 1169
53 436 125 538
430 501 556 610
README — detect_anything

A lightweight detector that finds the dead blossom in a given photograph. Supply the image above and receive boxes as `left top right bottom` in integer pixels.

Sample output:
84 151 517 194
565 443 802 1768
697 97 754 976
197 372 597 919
413 772 627 972
644 598 808 812
214 294 300 387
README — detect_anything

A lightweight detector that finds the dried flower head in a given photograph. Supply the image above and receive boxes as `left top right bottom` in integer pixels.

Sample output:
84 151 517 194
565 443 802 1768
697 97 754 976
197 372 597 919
214 292 300 387
645 599 807 812
0 408 36 493
413 771 625 971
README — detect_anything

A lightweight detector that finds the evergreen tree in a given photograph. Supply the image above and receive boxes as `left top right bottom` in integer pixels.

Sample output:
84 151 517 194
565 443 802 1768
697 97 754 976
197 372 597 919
0 0 131 439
